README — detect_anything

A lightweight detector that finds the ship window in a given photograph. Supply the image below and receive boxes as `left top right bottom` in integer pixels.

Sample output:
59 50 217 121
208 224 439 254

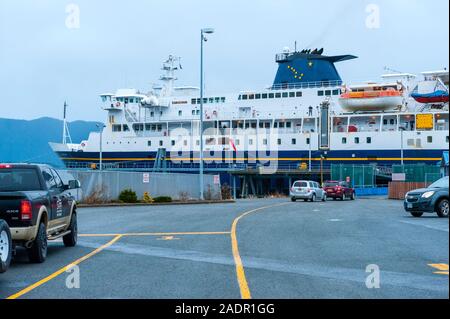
251 122 257 129
145 124 151 131
249 139 253 145
208 98 213 103
157 125 162 131
242 95 248 100
296 91 302 97
171 140 175 146
130 98 134 103
269 93 275 99
124 98 129 103
325 90 332 96
192 110 195 115
289 92 295 98
263 139 268 145
191 99 196 104
306 138 310 145
427 136 433 143
262 93 268 99
221 97 226 103
178 110 182 116
259 122 264 128
286 122 292 128
123 125 130 132
215 97 220 103
277 139 282 145
255 94 261 99
265 122 270 128
238 95 242 100
282 92 288 98
275 93 282 98
196 98 201 104
446 136 449 143
148 141 151 147
159 140 163 146
196 110 200 115
112 125 122 132
342 137 347 144
279 122 285 128
383 119 388 125
318 91 324 96
274 122 278 128
332 89 340 95
367 137 372 144
292 138 296 145
150 111 154 117
355 137 360 144
407 139 414 146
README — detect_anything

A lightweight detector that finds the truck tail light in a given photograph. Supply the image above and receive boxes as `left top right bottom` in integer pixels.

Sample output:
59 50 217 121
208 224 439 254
20 200 33 220
0 164 12 169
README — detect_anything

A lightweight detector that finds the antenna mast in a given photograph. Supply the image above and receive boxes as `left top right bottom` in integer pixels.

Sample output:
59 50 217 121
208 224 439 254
62 101 72 145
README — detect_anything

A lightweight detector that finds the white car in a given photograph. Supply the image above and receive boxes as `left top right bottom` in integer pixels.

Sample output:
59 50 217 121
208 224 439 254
290 180 327 202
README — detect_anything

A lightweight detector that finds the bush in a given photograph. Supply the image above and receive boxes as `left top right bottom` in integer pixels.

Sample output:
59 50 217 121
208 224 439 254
119 189 138 203
153 196 173 203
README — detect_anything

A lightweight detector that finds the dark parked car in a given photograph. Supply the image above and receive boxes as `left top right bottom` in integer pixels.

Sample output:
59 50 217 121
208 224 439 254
0 219 12 273
323 181 356 200
404 176 449 218
0 163 80 263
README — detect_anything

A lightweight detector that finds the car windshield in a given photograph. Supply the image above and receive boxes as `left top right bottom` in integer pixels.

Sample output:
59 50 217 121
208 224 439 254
429 177 449 189
0 168 42 192
293 182 308 187
324 182 339 187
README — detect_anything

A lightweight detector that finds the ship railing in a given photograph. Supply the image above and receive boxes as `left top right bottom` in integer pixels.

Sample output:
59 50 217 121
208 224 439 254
270 80 342 91
64 161 332 172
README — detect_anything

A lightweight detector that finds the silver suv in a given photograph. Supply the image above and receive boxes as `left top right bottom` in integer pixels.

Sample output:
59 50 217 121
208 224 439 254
290 180 326 202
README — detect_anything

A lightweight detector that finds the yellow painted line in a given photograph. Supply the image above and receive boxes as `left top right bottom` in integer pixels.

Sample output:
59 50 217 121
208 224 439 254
6 235 123 300
79 231 230 237
230 202 291 299
429 263 449 275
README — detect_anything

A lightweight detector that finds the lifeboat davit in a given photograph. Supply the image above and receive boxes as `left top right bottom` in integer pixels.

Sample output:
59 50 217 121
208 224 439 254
339 88 403 112
411 90 449 104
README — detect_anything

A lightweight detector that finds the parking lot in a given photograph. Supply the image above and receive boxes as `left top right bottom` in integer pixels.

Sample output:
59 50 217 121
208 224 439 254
0 198 448 299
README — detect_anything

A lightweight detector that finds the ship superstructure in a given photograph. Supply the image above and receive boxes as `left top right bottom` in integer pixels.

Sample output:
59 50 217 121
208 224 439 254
50 48 449 174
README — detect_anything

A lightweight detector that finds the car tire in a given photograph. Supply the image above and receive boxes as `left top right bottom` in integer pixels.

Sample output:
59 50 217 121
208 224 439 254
0 220 12 274
436 199 449 218
303 199 308 202
333 198 337 201
27 222 48 263
351 192 356 200
63 213 78 247
310 194 316 202
322 194 327 202
410 211 424 218
342 194 346 201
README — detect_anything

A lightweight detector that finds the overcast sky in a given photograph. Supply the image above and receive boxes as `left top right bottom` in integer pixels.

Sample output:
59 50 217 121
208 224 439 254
0 0 448 121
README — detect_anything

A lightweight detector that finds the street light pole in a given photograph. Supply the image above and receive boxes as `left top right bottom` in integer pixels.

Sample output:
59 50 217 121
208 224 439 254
97 124 106 171
199 28 214 200
308 131 312 172
400 127 405 165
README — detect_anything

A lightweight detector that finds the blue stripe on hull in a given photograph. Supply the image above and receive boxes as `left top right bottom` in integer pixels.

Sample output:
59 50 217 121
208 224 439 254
57 149 445 168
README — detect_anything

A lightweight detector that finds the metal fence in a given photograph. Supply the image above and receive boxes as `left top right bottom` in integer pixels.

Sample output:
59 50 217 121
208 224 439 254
330 164 375 188
63 170 221 202
392 164 441 183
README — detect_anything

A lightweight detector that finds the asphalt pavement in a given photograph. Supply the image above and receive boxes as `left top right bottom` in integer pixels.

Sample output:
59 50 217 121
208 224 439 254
0 198 448 299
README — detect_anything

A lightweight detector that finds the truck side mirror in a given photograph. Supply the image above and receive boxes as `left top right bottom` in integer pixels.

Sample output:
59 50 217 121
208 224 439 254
68 180 81 190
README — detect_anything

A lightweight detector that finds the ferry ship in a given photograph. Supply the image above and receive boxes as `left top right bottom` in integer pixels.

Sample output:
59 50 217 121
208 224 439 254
50 48 449 175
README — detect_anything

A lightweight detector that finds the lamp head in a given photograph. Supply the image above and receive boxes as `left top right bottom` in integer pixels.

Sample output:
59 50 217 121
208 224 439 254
202 28 215 34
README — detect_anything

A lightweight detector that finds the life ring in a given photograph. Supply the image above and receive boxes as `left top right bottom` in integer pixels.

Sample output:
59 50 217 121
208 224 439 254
116 102 121 107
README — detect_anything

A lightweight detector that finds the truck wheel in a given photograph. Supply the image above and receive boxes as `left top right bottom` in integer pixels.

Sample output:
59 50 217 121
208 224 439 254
410 211 423 218
0 220 12 273
436 199 449 218
27 222 48 263
63 213 78 247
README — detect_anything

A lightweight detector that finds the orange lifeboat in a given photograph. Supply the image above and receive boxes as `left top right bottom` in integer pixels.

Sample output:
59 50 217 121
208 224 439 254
339 84 404 112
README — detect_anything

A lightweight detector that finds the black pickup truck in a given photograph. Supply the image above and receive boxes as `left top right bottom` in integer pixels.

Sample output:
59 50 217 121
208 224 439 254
0 219 12 273
0 164 79 263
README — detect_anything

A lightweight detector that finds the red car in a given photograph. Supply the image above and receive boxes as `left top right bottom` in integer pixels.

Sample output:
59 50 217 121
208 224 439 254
323 181 356 200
